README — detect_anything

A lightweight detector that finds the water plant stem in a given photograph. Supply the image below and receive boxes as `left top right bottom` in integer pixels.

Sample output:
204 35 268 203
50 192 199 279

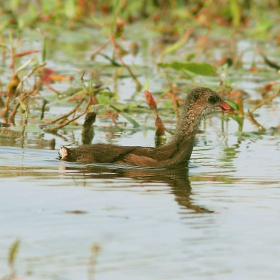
110 33 142 91
249 88 280 113
45 99 92 132
47 98 85 125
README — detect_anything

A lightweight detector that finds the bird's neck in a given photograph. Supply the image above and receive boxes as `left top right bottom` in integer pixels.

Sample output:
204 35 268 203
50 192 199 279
155 107 203 166
174 104 203 139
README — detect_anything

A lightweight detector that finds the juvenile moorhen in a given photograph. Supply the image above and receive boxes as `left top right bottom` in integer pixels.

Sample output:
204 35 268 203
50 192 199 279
58 87 236 167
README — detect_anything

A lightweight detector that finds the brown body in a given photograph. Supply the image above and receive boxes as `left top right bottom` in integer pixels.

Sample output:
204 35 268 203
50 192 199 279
59 87 236 167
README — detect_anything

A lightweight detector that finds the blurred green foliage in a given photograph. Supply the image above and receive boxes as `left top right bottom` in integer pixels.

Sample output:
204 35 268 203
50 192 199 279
0 0 279 33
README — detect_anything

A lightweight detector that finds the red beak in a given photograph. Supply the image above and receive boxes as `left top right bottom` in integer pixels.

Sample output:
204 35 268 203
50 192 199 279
220 101 237 115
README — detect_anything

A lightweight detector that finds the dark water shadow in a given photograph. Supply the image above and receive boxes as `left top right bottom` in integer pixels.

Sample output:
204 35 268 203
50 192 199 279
62 163 213 214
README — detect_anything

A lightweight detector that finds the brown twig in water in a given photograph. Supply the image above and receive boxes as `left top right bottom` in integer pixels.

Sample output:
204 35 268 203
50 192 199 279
9 94 30 137
247 110 266 132
6 62 47 119
25 62 46 88
9 102 20 124
106 107 119 127
45 99 92 131
9 89 38 123
14 58 35 76
90 39 111 60
4 96 10 117
21 110 28 137
80 71 86 82
47 98 85 125
110 33 141 91
14 61 46 94
40 99 47 120
249 88 280 113
44 82 61 96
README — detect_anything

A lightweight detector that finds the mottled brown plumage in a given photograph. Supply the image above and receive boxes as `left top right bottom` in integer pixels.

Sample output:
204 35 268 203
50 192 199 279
59 87 236 167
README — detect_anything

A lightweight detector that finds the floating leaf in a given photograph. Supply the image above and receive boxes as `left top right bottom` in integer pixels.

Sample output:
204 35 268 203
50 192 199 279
118 112 140 128
110 105 140 128
13 125 42 133
158 62 217 76
235 131 263 140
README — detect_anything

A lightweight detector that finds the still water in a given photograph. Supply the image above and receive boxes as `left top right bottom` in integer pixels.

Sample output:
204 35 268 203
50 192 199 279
1 111 280 279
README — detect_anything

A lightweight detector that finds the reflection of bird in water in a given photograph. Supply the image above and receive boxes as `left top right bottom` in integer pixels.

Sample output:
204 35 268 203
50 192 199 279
59 87 236 167
60 163 213 214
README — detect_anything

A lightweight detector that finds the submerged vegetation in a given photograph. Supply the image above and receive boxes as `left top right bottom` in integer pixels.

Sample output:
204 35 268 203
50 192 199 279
0 0 280 148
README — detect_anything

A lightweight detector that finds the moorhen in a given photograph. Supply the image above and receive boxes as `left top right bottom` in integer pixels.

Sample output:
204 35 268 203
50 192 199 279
58 87 236 167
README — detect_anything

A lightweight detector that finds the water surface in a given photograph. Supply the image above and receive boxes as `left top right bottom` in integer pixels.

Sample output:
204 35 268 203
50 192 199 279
1 116 280 279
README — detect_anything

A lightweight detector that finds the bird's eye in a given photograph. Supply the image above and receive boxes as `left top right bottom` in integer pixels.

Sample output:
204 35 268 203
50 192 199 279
208 95 217 104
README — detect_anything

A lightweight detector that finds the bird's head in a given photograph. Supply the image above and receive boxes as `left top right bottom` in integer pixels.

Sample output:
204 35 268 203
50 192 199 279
186 87 237 117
